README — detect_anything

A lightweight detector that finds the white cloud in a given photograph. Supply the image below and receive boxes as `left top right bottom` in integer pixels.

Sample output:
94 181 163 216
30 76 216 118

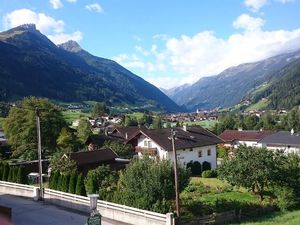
233 14 265 31
244 0 268 12
114 13 300 89
3 9 82 44
152 34 170 41
66 0 77 2
48 31 82 44
50 0 63 9
85 3 103 13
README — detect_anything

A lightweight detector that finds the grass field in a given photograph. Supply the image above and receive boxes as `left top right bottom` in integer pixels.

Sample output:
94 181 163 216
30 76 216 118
233 210 300 225
184 120 217 129
245 99 269 112
62 110 90 124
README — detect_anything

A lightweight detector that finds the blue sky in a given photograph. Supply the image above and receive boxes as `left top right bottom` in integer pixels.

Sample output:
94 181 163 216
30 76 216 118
1 0 300 89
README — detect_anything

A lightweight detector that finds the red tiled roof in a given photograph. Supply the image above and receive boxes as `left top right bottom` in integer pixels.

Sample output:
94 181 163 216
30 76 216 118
219 130 274 142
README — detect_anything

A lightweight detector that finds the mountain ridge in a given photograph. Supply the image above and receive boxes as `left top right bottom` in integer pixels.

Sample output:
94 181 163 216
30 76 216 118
166 49 300 111
0 24 181 112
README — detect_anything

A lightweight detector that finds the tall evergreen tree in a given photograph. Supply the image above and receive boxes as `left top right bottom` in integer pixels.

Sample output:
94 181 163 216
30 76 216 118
75 174 86 196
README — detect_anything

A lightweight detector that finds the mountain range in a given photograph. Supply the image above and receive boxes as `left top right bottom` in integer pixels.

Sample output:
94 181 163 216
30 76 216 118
0 24 180 112
165 50 300 111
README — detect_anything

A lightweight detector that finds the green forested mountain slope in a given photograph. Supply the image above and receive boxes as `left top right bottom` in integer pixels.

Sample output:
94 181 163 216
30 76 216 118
249 58 300 109
0 24 180 112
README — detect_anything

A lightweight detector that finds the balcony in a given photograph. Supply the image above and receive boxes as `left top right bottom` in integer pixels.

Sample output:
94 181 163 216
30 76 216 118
135 146 158 155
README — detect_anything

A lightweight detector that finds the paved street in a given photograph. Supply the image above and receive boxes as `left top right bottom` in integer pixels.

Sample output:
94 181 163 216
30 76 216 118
0 193 127 225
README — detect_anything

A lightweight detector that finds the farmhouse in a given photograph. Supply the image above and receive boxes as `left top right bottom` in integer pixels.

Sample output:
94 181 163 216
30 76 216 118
219 130 274 149
258 130 300 154
127 126 222 169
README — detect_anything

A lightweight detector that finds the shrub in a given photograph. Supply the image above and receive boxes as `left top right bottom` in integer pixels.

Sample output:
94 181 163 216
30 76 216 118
201 170 217 178
50 171 60 190
16 166 28 184
61 174 70 193
75 174 86 196
2 163 9 181
202 161 211 171
68 172 77 194
274 186 297 211
191 161 202 175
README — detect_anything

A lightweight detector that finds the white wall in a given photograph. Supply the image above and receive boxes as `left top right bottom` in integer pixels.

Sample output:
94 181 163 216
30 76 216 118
168 145 217 169
137 135 217 169
261 144 300 154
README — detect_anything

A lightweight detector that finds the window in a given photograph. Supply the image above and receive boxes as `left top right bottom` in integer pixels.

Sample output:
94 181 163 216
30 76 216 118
148 141 152 148
143 140 147 147
189 148 193 152
207 149 211 156
198 150 202 158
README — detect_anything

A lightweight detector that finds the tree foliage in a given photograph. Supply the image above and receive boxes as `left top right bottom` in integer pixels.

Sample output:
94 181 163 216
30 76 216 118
75 174 86 196
115 157 190 213
77 119 92 143
49 151 77 175
3 97 66 160
104 141 133 159
218 146 285 201
85 165 118 201
91 102 109 118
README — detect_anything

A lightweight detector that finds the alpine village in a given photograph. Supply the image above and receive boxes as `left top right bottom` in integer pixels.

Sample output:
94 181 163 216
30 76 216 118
0 1 300 225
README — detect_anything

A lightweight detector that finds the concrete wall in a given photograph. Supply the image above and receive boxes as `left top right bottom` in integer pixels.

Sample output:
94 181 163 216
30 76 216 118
0 182 174 225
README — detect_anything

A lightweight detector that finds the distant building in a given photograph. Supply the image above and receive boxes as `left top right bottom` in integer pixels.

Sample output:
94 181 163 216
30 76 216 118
127 126 222 169
259 130 300 154
219 130 274 149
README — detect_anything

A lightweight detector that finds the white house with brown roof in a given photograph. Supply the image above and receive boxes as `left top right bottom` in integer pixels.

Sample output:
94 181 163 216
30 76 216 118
127 126 222 169
219 130 274 149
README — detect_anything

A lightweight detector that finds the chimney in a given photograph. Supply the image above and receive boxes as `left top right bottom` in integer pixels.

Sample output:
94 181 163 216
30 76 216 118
125 132 128 139
183 125 187 132
260 128 263 131
238 128 243 131
291 128 294 135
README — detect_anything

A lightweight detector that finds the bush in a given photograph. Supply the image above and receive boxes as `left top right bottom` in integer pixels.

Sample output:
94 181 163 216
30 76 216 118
202 161 211 171
49 171 60 190
2 163 9 181
274 186 297 211
16 166 28 184
75 174 86 196
201 170 217 178
187 161 202 176
68 172 77 194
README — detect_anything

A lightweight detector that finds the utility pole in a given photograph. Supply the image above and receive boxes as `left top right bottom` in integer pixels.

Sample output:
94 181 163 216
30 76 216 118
170 129 180 217
35 107 43 200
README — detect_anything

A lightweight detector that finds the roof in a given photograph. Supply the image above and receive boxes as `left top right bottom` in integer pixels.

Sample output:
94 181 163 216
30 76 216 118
219 130 274 142
67 148 118 166
258 131 300 146
85 134 121 146
111 127 140 139
129 126 222 151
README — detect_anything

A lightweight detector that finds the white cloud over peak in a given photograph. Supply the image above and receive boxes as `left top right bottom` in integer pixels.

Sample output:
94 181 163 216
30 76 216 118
3 9 82 44
113 13 300 89
85 3 103 13
233 14 265 31
50 0 63 9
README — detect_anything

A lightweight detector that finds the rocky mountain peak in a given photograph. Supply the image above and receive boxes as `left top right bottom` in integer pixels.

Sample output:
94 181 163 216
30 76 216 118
58 40 82 53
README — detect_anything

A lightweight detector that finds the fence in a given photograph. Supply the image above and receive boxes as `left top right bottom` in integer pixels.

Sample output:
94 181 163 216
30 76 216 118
0 181 174 225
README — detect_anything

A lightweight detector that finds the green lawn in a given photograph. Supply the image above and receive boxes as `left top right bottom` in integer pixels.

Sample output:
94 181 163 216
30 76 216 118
184 120 217 129
233 210 300 225
245 99 269 112
62 110 90 124
190 177 230 189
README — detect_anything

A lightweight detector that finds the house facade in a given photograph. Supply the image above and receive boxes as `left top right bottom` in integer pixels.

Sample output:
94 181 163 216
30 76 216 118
219 130 274 149
259 130 300 154
128 126 222 169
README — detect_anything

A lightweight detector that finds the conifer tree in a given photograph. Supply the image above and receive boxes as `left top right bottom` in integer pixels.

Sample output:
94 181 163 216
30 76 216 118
75 174 86 196
68 171 77 194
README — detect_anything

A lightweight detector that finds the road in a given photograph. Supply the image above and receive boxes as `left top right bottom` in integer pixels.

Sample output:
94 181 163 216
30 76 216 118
0 193 128 225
